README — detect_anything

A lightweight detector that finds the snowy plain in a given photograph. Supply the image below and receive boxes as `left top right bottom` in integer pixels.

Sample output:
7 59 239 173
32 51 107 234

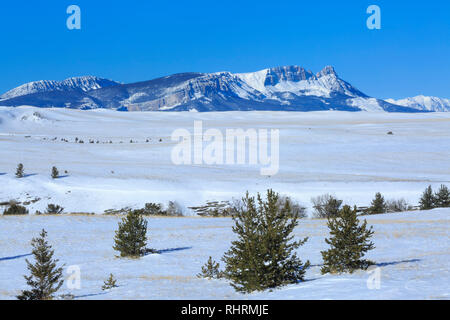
0 106 449 299
0 106 450 214
0 209 448 300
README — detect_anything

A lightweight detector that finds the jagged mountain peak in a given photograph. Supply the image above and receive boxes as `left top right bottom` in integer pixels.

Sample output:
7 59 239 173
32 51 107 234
317 65 337 77
0 65 434 113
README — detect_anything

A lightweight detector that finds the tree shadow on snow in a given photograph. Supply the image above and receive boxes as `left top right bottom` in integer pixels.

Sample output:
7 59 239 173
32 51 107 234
0 253 32 262
376 259 421 267
157 246 193 254
55 175 70 179
22 173 38 178
74 292 108 299
0 173 6 176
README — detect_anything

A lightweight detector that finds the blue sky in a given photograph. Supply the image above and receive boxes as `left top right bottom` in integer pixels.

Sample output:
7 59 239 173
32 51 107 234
0 0 448 99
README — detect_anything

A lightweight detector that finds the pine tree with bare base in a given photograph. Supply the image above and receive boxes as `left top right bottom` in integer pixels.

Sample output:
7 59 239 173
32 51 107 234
17 229 64 300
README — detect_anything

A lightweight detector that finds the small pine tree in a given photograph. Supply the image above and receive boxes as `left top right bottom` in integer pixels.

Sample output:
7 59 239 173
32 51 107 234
419 185 435 210
321 205 375 274
51 166 59 179
113 210 148 257
102 274 118 290
16 163 24 178
222 190 310 293
17 230 64 300
368 192 387 214
198 257 222 279
434 184 450 208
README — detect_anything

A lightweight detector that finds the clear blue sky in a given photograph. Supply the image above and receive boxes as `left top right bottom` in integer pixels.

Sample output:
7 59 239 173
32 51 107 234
0 0 448 99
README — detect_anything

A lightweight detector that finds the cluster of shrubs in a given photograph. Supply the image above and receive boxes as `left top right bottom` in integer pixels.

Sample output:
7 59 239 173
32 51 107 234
309 185 450 218
105 201 184 217
189 195 307 219
3 202 29 215
310 192 412 218
2 203 65 216
45 136 157 145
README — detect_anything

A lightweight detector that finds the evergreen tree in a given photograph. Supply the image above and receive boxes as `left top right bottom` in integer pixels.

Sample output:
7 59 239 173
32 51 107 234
419 185 435 210
197 257 222 279
368 192 387 214
17 229 64 300
321 205 375 274
222 190 310 293
16 163 24 178
113 210 148 257
51 166 59 179
102 274 118 290
434 184 450 208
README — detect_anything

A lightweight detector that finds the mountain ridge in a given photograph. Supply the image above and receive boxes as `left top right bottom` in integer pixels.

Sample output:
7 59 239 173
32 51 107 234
385 95 450 112
0 66 438 112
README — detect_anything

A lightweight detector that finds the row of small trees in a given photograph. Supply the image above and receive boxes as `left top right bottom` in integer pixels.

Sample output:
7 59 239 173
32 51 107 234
419 185 450 210
3 203 64 216
17 190 375 298
310 184 450 218
14 163 62 179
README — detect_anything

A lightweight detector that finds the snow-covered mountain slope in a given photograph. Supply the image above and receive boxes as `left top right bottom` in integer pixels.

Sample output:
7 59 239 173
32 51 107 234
0 76 120 100
0 66 423 112
237 65 365 98
385 95 450 112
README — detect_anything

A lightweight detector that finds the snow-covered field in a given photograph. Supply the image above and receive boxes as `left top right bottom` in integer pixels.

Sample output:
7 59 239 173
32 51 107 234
0 209 448 300
0 106 450 214
0 106 449 300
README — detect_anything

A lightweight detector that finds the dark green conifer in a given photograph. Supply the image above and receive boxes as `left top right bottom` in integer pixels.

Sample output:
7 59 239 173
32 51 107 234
197 257 222 279
51 166 59 179
222 190 309 293
419 185 435 210
434 184 450 208
17 230 64 300
321 205 375 274
102 274 118 290
113 210 148 257
16 163 24 178
369 192 387 214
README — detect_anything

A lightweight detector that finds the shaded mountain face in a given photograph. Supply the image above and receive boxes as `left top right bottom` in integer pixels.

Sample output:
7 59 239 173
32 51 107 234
0 66 425 112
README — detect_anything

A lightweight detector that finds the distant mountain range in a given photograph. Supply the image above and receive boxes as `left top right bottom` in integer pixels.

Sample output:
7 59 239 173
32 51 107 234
385 95 450 112
0 66 448 112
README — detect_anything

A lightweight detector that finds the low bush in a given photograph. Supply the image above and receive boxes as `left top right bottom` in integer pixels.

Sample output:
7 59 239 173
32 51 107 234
386 198 413 213
311 194 343 218
45 204 64 215
4 203 29 215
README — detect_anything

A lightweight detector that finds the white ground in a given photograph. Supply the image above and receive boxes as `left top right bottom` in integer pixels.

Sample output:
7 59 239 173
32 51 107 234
0 107 449 214
0 106 449 299
0 209 448 300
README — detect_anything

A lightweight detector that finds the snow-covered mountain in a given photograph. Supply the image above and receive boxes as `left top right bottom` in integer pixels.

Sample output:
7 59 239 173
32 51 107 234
0 76 120 100
385 95 450 112
0 66 424 112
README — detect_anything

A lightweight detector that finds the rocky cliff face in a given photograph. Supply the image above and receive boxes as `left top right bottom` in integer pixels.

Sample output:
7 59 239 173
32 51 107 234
0 66 425 113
